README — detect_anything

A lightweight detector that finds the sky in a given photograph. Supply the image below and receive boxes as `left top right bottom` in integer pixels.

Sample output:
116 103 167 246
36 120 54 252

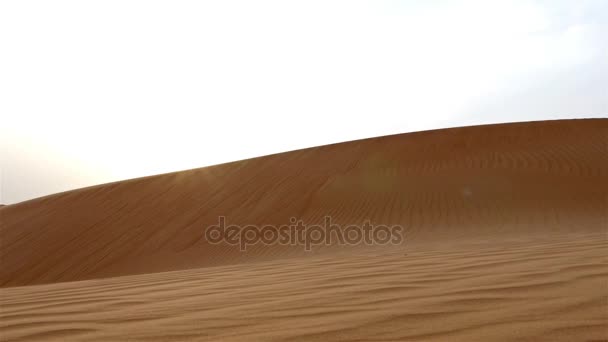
1 0 606 204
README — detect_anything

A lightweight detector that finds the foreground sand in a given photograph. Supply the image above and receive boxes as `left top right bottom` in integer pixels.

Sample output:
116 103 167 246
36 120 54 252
1 119 607 341
1 232 606 341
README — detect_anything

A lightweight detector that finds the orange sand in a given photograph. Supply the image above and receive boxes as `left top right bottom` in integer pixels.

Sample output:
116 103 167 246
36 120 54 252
1 119 606 341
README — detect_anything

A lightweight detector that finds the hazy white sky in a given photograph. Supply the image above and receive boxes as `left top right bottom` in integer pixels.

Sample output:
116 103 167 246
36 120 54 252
1 0 606 204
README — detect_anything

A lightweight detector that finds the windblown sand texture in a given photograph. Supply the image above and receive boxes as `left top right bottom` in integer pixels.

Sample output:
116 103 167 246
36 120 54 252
1 119 607 341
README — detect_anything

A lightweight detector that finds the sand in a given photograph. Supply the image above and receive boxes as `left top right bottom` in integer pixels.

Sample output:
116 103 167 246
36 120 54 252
1 119 607 341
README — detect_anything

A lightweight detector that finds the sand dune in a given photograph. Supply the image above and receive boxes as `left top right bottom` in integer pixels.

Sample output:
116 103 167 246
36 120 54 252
1 119 607 341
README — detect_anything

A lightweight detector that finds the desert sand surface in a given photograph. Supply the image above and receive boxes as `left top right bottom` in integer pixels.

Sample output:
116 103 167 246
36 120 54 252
1 119 607 341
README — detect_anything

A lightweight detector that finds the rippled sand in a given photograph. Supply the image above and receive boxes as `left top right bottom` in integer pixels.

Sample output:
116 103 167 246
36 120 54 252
1 119 607 341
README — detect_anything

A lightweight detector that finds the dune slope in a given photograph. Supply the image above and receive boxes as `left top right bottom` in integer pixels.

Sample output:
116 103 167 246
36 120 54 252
1 119 607 288
0 119 607 341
